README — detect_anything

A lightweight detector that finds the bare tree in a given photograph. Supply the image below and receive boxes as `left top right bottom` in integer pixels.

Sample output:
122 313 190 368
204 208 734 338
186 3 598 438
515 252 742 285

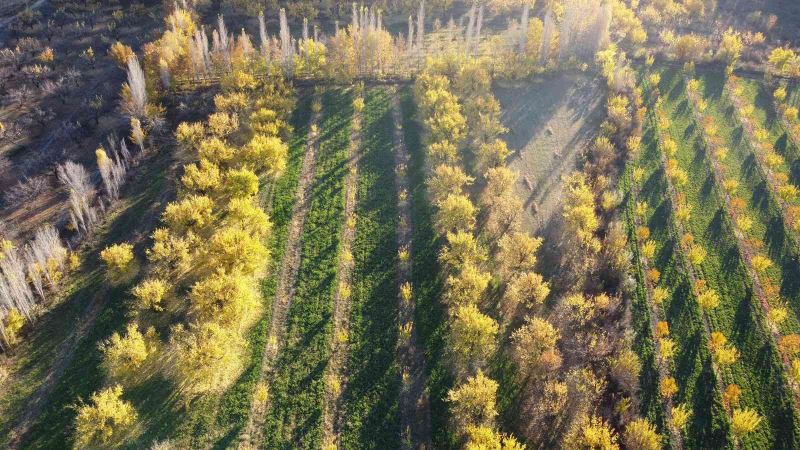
57 161 97 234
124 55 147 117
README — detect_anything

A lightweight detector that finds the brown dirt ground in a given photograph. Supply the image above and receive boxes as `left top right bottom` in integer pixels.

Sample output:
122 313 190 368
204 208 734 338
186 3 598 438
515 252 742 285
493 73 605 280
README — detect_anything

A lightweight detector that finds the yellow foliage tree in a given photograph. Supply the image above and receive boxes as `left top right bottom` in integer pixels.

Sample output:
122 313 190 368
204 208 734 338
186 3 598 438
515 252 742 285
101 323 151 381
132 278 168 311
449 305 499 369
623 419 661 450
74 385 137 448
241 134 288 177
100 243 135 275
189 270 259 328
169 322 245 396
563 415 619 450
447 370 499 428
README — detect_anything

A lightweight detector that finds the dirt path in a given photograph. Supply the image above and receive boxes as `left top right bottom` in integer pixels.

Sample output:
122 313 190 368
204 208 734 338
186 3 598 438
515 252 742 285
239 99 321 448
391 91 432 450
322 92 362 448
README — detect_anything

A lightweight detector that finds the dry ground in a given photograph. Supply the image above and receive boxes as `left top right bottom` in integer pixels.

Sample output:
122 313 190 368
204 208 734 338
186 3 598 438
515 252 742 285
494 73 605 281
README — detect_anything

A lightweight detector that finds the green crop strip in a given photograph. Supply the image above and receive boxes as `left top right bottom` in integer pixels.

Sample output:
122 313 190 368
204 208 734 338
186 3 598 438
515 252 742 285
625 68 731 448
399 87 453 449
264 88 352 449
339 87 401 448
657 66 800 449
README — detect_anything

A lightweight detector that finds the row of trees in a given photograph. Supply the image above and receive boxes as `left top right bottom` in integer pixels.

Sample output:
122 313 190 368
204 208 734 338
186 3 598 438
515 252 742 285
72 6 295 446
414 55 536 447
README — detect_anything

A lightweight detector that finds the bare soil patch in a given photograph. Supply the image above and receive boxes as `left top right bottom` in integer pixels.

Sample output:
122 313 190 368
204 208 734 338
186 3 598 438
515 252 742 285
494 73 605 280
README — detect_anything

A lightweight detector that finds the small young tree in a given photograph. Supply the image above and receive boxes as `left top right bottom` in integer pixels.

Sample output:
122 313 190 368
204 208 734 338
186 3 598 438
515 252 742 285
100 322 151 382
100 243 134 276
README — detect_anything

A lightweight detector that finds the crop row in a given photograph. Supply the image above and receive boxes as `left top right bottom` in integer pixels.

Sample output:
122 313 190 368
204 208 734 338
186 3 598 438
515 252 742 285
628 69 731 448
264 89 353 449
339 87 402 448
656 66 800 448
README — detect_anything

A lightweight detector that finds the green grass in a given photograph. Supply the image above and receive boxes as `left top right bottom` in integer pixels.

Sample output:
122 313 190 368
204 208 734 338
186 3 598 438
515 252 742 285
339 87 401 449
399 87 453 449
264 88 352 449
12 143 172 450
626 70 731 448
657 66 800 449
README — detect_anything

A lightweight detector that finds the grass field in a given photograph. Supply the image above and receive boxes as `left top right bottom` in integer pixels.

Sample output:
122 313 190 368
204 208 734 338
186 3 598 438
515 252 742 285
627 70 732 448
339 87 401 449
263 88 352 449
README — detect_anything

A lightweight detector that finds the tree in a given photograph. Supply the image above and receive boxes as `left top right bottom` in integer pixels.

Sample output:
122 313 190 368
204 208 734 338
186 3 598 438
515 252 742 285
146 228 192 275
121 55 147 117
671 403 692 431
610 348 641 394
241 134 288 177
511 316 561 377
74 385 137 448
503 271 550 311
434 194 477 235
198 137 235 164
224 168 260 199
660 377 678 399
169 322 245 396
496 232 542 279
207 112 240 137
226 198 272 239
181 159 222 193
100 243 134 275
100 323 151 381
3 308 25 346
623 419 660 450
447 370 499 428
480 167 517 208
109 42 134 68
731 408 762 438
443 263 491 308
449 305 499 370
465 425 525 450
475 139 511 175
717 28 743 66
563 172 600 253
439 231 487 271
768 48 797 74
427 140 460 166
563 415 619 450
162 195 215 234
207 226 269 274
189 270 258 329
427 164 474 205
132 279 168 311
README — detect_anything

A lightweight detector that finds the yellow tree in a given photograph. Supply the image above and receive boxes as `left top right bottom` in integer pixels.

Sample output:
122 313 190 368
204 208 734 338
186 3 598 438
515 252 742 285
511 315 561 377
427 164 474 205
132 279 168 311
169 322 245 396
224 167 260 199
189 270 259 329
563 415 619 450
225 198 272 239
496 231 543 279
100 243 135 275
443 263 491 308
434 194 477 235
439 231 487 271
241 134 288 177
74 385 137 448
447 370 499 428
207 226 269 274
100 323 151 382
181 159 221 193
162 195 215 234
623 419 660 450
448 305 499 370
